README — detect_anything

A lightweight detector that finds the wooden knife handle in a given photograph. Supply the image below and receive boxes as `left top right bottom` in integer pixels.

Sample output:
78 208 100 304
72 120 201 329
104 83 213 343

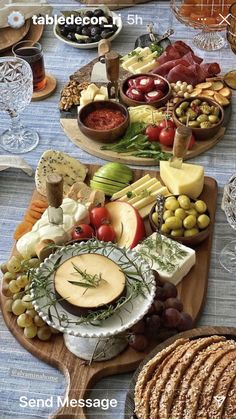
98 39 111 63
173 126 192 159
46 173 63 208
105 51 120 82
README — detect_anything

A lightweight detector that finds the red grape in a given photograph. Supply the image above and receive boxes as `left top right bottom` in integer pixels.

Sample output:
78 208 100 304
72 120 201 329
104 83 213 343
154 272 163 287
177 312 194 331
162 282 178 299
131 319 145 334
155 286 166 301
146 314 161 336
128 334 148 351
153 299 165 314
163 308 181 328
165 298 183 312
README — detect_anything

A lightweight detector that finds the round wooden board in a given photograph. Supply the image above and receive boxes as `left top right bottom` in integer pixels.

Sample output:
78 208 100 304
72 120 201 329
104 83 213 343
0 20 31 53
32 74 57 101
125 326 236 418
0 166 218 418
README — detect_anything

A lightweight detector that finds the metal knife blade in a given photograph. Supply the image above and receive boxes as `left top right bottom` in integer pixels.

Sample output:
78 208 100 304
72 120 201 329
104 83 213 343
46 173 63 225
90 39 111 83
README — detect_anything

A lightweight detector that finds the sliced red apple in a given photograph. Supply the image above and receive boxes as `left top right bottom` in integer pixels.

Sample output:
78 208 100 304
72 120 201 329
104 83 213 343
105 201 146 249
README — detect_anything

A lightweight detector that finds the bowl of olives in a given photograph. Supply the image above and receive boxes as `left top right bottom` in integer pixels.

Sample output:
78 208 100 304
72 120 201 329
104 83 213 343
173 97 224 141
149 194 211 247
54 8 122 49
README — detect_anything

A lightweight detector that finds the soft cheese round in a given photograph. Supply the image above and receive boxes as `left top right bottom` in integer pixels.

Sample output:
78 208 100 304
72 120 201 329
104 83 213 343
54 254 126 311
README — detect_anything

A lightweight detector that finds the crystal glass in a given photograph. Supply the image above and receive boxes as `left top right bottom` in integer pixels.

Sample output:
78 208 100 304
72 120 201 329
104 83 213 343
224 2 236 88
0 57 39 154
220 174 236 272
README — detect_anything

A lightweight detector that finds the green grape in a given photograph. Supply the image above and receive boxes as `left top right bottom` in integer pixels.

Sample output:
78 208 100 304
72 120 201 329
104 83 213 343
34 315 45 327
24 325 37 339
28 258 40 268
8 280 21 294
5 298 13 312
12 299 26 316
2 282 12 297
17 313 33 328
37 326 52 341
3 272 17 283
26 309 37 319
1 262 8 274
13 291 24 301
7 256 22 273
24 284 31 292
16 275 28 288
22 294 33 309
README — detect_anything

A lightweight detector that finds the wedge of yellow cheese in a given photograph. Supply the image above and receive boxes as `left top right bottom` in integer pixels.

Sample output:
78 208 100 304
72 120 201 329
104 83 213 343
160 161 204 199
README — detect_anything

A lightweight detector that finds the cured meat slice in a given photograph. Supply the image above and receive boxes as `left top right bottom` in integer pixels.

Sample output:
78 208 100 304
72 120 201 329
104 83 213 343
172 40 194 56
223 375 236 418
200 62 221 79
134 338 187 419
156 46 182 66
167 63 200 85
149 336 223 419
153 52 203 77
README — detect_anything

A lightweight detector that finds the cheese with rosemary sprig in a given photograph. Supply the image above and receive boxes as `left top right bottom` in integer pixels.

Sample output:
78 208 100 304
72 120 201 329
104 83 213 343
135 233 196 285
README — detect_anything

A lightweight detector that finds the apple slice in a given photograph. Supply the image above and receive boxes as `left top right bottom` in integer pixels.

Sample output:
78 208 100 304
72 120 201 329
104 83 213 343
105 201 146 249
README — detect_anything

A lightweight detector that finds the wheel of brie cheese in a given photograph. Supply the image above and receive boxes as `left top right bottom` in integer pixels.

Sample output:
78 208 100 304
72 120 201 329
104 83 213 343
54 254 126 315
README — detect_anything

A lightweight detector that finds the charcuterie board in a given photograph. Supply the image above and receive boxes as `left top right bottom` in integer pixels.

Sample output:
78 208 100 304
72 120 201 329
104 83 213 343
125 326 236 418
59 57 231 166
0 164 217 418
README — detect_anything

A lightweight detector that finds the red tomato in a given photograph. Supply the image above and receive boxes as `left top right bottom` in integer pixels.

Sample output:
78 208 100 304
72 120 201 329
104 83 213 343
97 225 116 242
159 119 176 130
90 207 111 229
72 224 94 240
188 134 196 149
145 124 162 142
159 127 175 147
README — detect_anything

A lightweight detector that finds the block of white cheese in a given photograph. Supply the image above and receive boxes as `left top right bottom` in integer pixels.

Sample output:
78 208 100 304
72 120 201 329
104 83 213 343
135 232 196 286
160 161 204 200
17 198 89 259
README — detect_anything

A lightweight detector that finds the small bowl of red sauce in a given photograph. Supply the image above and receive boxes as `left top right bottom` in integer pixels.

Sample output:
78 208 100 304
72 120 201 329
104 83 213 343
78 100 130 143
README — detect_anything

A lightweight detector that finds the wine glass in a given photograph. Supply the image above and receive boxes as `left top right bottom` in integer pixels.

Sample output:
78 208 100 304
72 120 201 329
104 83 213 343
220 174 236 272
0 57 39 154
224 2 236 89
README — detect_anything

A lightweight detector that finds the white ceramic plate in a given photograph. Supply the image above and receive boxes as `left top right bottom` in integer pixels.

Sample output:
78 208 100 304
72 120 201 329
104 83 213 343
53 9 122 50
30 241 155 338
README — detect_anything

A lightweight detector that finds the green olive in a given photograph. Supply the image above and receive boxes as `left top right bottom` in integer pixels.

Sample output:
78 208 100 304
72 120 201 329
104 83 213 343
170 229 184 237
178 195 191 210
200 105 211 115
191 99 201 106
152 212 159 226
165 216 183 230
197 214 210 229
179 116 188 124
201 101 209 106
184 228 199 237
197 114 208 123
165 198 179 211
211 106 220 116
186 208 198 217
161 223 170 234
194 200 207 213
208 115 219 124
183 214 197 229
179 101 190 110
175 208 186 220
188 121 200 128
176 107 185 117
200 121 212 129
186 109 197 120
163 209 174 221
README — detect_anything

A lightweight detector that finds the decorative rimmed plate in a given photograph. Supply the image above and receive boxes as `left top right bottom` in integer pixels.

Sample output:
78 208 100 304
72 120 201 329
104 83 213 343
30 240 155 338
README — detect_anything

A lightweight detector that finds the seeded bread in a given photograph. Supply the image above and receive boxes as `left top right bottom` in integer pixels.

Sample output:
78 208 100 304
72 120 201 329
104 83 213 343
222 375 236 418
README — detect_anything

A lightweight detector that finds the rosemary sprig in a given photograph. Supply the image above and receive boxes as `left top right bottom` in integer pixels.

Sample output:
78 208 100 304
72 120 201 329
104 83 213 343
69 262 105 290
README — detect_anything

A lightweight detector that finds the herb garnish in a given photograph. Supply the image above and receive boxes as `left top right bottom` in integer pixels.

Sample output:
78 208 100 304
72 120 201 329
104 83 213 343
68 262 105 292
127 50 139 58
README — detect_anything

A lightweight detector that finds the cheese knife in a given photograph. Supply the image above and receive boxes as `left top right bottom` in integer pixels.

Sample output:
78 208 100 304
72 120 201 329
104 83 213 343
105 50 120 100
46 173 63 225
169 126 192 169
90 39 111 83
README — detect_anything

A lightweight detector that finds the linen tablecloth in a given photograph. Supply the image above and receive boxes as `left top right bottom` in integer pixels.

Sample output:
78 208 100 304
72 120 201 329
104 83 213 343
0 1 236 417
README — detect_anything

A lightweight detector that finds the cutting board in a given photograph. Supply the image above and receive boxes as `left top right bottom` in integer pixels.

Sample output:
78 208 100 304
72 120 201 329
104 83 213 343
0 165 218 418
125 326 236 418
0 20 30 53
60 57 231 166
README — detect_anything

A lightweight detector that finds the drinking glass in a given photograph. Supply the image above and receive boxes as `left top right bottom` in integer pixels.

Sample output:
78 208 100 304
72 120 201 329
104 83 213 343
0 57 39 154
12 41 46 91
225 2 236 88
220 174 236 272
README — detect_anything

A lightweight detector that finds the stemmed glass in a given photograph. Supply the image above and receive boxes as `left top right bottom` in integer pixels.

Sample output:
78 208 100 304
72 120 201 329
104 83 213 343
0 57 39 154
224 2 236 89
220 175 236 272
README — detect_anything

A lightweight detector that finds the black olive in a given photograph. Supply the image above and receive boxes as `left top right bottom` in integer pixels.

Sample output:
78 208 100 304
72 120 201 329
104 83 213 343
85 10 94 18
90 26 101 36
93 9 105 17
101 29 113 39
60 27 68 37
67 32 76 41
67 23 76 31
107 16 113 24
81 27 90 36
84 38 92 44
76 25 83 34
64 24 71 31
91 35 101 43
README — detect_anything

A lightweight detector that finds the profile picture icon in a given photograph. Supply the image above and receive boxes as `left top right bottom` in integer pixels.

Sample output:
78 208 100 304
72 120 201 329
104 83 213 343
8 11 25 28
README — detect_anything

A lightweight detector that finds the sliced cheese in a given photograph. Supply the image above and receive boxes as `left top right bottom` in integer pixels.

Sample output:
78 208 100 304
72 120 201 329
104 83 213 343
133 187 169 210
94 94 106 101
122 47 150 67
135 233 196 286
121 47 142 62
160 161 204 200
119 178 158 202
86 83 99 100
111 174 151 200
134 59 157 74
55 254 126 309
129 52 157 71
99 85 108 98
126 182 162 205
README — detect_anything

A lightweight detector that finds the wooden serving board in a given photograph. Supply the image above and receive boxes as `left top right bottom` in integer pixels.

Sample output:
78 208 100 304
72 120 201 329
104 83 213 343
0 165 217 418
60 57 231 166
125 326 236 418
0 20 31 53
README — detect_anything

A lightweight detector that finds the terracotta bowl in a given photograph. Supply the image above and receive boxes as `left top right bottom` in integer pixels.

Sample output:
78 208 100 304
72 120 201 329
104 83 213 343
173 97 224 141
77 100 129 143
149 197 211 247
120 73 172 108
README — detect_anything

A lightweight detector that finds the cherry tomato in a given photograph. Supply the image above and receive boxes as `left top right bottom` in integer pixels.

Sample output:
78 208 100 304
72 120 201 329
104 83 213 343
159 119 176 130
145 124 162 142
97 225 116 242
72 224 94 240
188 134 196 150
90 207 111 229
159 127 175 147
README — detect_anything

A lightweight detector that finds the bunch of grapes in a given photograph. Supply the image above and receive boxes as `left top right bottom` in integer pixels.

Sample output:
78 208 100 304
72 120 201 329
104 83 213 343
128 274 193 352
1 255 59 341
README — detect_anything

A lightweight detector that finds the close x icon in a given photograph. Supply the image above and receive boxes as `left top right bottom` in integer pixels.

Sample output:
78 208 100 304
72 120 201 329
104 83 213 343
219 12 236 26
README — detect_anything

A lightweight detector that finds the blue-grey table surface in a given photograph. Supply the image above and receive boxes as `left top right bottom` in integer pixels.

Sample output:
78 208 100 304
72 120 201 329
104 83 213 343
0 1 236 418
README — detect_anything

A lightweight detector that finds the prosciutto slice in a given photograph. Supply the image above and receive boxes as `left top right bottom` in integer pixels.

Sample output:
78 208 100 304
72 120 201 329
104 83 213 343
153 52 203 77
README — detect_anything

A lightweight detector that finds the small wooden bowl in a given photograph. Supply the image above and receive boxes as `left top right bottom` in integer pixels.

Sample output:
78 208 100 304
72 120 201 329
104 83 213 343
173 97 224 141
149 198 211 247
77 100 129 143
120 73 172 108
